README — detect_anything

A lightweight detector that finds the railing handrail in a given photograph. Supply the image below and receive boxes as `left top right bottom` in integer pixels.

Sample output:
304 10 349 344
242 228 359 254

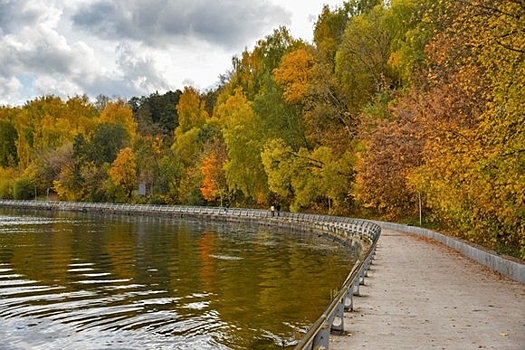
293 261 361 347
293 229 380 349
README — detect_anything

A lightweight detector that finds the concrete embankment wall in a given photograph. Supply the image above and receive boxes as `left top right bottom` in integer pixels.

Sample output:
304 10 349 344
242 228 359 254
0 200 371 255
375 221 525 284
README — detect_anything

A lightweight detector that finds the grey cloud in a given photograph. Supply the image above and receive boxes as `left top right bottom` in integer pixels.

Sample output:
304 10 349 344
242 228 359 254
73 74 142 101
71 2 120 37
72 0 291 49
23 45 74 75
0 0 40 35
0 35 76 77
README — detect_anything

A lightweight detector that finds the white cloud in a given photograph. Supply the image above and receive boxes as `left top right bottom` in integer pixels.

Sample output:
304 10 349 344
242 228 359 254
0 76 23 105
115 43 169 92
0 0 345 106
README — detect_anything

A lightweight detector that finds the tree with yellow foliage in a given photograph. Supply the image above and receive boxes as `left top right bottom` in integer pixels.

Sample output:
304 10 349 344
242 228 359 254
216 89 268 204
109 147 137 199
176 86 209 135
99 100 137 142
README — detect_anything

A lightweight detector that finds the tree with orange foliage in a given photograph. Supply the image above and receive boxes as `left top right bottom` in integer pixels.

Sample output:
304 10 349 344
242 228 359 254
273 45 315 104
199 136 228 205
200 150 225 205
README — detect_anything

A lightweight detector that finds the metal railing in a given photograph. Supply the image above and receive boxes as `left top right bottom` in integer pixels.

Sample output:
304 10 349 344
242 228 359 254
0 199 381 349
293 221 380 349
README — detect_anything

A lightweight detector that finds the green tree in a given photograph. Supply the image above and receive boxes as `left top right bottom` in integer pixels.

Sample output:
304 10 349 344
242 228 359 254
134 135 163 199
0 119 18 167
129 90 182 137
336 5 397 112
13 177 34 200
0 167 15 198
305 4 359 152
262 139 355 213
90 123 130 166
154 152 182 204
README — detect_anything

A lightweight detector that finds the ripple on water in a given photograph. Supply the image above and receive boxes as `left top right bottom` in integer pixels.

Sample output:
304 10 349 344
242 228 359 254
0 209 358 349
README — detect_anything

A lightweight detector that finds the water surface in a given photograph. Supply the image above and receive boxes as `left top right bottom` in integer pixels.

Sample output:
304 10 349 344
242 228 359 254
0 208 358 349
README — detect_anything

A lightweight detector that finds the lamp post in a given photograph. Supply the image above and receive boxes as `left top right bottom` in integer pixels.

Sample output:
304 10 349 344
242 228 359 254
211 179 223 207
418 192 422 226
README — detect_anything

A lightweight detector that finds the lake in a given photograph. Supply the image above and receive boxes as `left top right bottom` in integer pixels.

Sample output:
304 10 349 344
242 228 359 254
0 208 358 349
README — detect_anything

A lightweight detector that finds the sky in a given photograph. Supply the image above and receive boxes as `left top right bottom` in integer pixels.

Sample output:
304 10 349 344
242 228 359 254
0 0 344 106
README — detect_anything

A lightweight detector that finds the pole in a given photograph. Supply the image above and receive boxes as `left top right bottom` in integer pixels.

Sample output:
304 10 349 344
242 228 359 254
418 192 422 226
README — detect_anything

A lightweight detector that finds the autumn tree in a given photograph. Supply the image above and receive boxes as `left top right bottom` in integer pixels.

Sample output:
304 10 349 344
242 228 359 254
64 95 98 137
109 147 137 200
273 45 315 105
354 89 427 219
304 3 361 152
200 153 221 202
176 86 209 135
352 0 452 220
215 89 267 204
170 87 214 205
32 144 74 197
99 100 137 142
0 0 522 260
19 96 96 153
378 0 525 257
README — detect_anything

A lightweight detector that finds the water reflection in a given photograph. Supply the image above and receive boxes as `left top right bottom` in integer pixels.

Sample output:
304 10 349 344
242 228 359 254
0 208 358 349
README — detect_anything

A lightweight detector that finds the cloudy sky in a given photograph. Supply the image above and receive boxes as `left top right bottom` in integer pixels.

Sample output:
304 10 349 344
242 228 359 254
0 0 344 106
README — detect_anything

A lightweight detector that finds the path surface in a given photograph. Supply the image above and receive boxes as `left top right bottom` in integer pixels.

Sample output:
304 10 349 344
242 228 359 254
329 228 525 349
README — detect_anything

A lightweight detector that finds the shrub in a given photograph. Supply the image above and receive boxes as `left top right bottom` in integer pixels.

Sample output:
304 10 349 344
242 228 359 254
13 177 34 200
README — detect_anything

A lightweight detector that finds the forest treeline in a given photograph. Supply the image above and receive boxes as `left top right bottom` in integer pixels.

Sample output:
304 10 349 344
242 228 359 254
0 0 523 258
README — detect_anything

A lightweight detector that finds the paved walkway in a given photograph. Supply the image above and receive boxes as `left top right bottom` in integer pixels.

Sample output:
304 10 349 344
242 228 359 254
330 228 525 349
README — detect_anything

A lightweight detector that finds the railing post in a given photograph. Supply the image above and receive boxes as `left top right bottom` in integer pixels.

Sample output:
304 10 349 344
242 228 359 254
344 287 354 311
312 322 330 349
353 274 361 296
331 301 345 333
